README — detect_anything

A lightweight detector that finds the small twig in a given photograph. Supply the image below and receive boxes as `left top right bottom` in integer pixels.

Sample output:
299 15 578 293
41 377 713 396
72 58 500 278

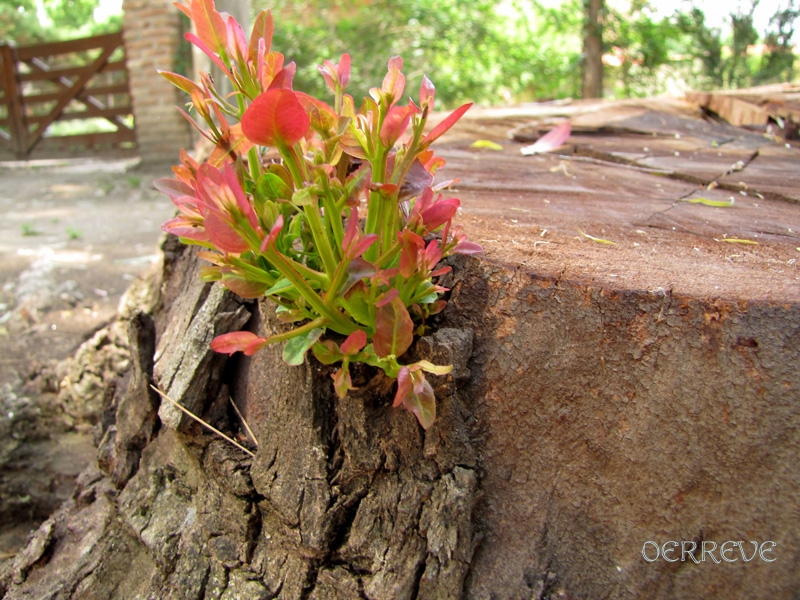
0 552 16 559
150 385 255 458
229 396 258 448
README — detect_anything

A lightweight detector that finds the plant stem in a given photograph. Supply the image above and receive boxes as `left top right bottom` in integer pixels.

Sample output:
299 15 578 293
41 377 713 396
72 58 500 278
263 247 355 335
304 201 338 277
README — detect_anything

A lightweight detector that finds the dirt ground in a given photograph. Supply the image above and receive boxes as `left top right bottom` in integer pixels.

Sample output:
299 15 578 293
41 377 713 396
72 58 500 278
0 157 176 558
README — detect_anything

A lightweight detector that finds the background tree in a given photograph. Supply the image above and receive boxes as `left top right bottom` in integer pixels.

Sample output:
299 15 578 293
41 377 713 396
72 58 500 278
755 0 799 83
0 0 119 44
727 1 761 87
582 0 604 98
0 0 45 44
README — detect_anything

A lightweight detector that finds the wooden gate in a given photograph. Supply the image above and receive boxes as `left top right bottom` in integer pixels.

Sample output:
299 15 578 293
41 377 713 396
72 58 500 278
0 31 136 160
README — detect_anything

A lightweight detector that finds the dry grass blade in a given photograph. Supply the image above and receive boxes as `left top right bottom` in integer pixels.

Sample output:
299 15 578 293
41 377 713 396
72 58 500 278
578 228 617 245
229 396 258 448
150 385 255 457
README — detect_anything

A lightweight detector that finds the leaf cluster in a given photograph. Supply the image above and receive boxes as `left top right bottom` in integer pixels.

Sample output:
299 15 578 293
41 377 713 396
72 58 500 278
158 0 481 429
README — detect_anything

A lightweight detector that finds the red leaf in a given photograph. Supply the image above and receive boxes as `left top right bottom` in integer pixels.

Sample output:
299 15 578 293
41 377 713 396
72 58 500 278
520 121 571 156
242 89 309 147
423 240 443 271
333 366 354 399
398 160 434 201
381 56 405 105
342 258 376 296
393 366 412 407
340 330 367 355
295 92 338 134
204 211 250 253
154 177 194 201
422 102 472 146
159 70 201 96
162 216 208 242
375 288 399 308
211 331 266 355
268 62 296 90
420 76 435 110
249 10 273 59
380 104 416 148
392 368 436 429
452 239 483 255
259 51 284 90
398 230 424 278
190 0 227 55
318 54 350 93
373 297 414 358
221 276 269 299
420 198 459 231
225 15 248 63
337 54 351 89
260 214 284 252
185 32 234 80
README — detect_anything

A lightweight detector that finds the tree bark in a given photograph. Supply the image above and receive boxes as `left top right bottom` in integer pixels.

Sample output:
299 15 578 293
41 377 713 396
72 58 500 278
582 0 604 99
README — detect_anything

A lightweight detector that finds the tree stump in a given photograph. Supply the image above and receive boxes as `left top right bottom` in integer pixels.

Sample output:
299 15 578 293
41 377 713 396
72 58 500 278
2 98 799 599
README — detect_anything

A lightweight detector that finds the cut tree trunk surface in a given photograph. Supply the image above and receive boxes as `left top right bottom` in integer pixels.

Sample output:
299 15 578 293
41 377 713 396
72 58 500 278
1 92 799 599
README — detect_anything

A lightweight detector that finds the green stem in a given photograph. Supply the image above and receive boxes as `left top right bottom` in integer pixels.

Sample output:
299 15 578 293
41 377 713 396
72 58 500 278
247 147 261 183
320 178 344 258
375 242 401 270
265 317 327 345
263 247 355 335
364 147 387 261
228 256 275 284
304 200 338 277
324 259 350 307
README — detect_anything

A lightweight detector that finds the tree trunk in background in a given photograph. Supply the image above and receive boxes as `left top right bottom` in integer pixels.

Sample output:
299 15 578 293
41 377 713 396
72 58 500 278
582 0 604 98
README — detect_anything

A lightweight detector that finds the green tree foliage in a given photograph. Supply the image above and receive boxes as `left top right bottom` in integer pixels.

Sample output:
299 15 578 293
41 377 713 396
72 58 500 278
756 0 799 83
0 0 46 44
676 0 799 90
1 0 121 44
675 8 725 88
258 0 582 107
604 1 682 96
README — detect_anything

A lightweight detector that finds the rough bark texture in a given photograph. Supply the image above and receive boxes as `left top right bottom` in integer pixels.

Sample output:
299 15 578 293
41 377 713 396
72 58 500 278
0 239 481 600
2 99 799 599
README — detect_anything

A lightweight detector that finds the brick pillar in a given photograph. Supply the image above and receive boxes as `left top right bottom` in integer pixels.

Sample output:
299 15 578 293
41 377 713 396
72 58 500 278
122 0 191 163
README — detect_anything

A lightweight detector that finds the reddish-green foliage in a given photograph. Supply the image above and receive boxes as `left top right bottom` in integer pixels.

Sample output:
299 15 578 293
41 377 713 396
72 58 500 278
159 0 481 428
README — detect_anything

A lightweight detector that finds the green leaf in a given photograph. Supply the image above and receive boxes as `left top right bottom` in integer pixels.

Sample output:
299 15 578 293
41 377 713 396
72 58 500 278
470 139 503 150
292 188 316 206
373 297 414 358
282 328 325 366
257 172 292 201
265 278 295 296
683 196 735 207
338 286 373 326
311 340 342 365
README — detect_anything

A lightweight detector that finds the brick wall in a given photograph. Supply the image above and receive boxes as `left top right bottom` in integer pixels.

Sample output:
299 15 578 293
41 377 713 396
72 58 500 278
122 0 191 163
